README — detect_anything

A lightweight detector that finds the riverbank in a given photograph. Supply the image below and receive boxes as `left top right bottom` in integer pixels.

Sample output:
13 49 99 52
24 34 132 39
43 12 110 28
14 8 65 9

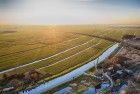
96 38 140 94
41 37 140 94
41 43 121 94
0 40 112 93
109 45 140 94
17 43 119 94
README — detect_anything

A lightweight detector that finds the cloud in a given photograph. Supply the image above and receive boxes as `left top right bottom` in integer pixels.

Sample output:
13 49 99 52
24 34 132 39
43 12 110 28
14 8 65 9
0 0 140 25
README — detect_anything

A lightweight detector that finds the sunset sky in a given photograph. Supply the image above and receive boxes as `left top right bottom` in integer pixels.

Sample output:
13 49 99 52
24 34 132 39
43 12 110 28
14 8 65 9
0 0 140 25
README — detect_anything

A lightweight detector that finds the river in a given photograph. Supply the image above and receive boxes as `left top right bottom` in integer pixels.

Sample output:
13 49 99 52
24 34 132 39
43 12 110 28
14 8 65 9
19 43 119 94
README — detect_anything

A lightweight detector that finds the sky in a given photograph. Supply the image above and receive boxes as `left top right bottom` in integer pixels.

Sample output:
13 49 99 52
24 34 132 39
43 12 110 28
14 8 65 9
0 0 140 25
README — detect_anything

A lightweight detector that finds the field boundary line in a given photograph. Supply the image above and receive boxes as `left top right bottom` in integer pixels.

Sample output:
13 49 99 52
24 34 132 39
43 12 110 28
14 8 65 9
0 38 95 74
38 42 101 70
0 36 84 58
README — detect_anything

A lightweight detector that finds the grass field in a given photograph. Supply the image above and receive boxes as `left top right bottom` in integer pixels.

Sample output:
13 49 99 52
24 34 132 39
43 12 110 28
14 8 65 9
0 25 140 79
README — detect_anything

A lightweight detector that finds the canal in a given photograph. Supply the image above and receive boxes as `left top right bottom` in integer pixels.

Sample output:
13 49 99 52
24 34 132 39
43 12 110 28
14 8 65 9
19 43 119 94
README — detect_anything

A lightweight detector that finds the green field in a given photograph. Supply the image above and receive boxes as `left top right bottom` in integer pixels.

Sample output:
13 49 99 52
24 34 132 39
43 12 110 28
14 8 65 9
0 25 140 79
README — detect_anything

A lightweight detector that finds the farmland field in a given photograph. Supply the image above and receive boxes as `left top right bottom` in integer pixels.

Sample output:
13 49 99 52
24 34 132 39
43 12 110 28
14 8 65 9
0 25 140 79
